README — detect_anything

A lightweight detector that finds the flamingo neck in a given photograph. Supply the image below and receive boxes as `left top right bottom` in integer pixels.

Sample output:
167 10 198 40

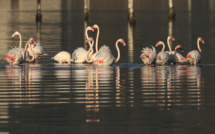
86 40 94 63
197 38 202 53
18 33 22 48
115 40 121 63
167 36 172 52
161 41 165 51
85 27 92 46
95 27 99 52
25 42 35 62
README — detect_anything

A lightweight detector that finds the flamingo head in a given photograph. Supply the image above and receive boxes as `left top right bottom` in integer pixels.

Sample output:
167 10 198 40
168 35 175 42
86 37 93 43
89 26 94 32
175 45 184 52
118 39 126 46
198 37 205 44
93 24 99 29
155 41 162 48
28 38 37 47
12 31 20 38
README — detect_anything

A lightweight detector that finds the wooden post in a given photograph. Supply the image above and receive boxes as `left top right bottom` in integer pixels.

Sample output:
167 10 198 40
169 0 175 20
128 0 135 24
84 0 90 20
169 0 173 9
128 22 134 63
36 0 42 21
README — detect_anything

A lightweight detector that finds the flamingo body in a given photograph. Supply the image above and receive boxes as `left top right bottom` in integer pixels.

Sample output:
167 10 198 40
71 47 88 63
4 47 23 65
184 37 204 65
156 51 169 65
52 51 71 64
140 46 156 65
186 50 201 65
93 39 126 66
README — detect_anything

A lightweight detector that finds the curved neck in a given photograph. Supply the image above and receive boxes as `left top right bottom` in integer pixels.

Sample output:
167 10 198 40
86 40 94 63
167 36 172 52
25 42 35 62
197 38 202 52
161 41 165 51
95 27 99 52
85 27 92 46
115 40 121 63
18 33 22 48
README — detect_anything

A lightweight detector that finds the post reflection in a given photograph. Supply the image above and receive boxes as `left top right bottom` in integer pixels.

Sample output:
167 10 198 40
141 65 204 110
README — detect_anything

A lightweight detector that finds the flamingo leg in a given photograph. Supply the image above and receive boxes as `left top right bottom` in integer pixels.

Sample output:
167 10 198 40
35 59 38 64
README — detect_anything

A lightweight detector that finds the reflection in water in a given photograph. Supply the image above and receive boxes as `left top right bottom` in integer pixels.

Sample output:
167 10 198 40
141 65 204 110
4 64 43 106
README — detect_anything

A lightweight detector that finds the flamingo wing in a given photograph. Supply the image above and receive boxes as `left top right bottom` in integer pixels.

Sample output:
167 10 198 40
156 51 169 65
186 50 201 64
71 47 88 63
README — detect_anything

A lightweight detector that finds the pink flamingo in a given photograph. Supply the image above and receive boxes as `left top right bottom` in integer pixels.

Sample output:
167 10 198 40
4 35 36 65
71 26 94 63
173 45 185 63
27 41 44 63
92 39 126 66
184 37 205 65
52 51 71 64
87 24 110 62
165 35 177 64
155 41 169 65
140 46 156 65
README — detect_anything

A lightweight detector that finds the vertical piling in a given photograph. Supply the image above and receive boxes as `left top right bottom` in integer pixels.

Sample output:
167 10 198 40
169 0 173 9
128 22 134 63
128 0 135 24
84 0 89 20
169 0 175 20
36 0 42 21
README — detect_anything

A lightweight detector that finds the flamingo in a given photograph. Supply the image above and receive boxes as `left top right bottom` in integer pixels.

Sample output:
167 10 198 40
24 40 35 63
173 45 186 63
4 34 36 65
140 46 156 65
86 24 111 62
155 41 169 65
71 26 94 63
27 41 44 63
184 37 205 65
52 51 71 64
165 35 177 64
92 39 126 66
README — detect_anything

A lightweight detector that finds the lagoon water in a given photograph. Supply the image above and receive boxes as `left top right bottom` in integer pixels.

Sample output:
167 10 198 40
0 0 215 133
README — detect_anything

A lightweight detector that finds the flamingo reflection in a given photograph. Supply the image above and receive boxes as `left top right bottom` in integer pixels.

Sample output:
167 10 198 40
4 64 43 106
140 65 204 110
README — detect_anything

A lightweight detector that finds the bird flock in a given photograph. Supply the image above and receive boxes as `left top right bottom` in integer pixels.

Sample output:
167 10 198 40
140 36 205 66
4 24 204 66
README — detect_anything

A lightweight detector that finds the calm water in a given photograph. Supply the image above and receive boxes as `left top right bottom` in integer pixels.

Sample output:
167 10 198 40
0 0 215 134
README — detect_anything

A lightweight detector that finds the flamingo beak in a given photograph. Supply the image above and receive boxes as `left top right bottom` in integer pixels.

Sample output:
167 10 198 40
172 37 175 42
123 42 126 46
181 48 184 53
91 27 94 32
202 40 205 44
